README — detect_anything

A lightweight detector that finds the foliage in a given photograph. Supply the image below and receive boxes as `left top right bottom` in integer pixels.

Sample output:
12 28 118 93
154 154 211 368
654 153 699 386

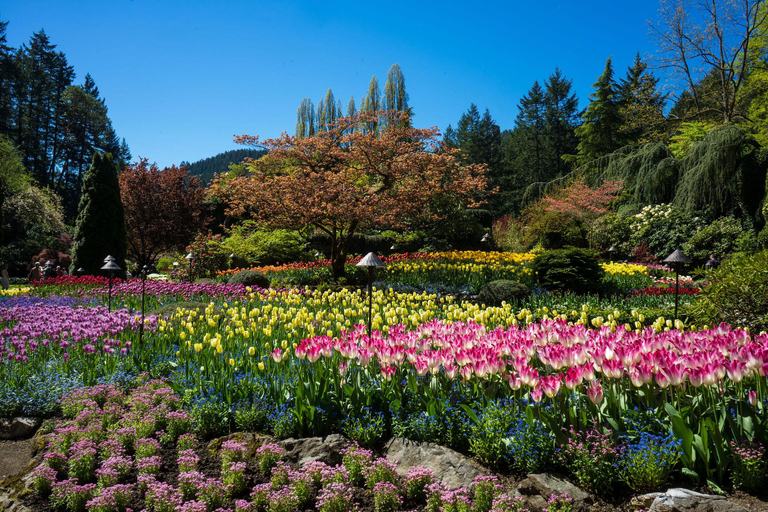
2 185 66 234
531 248 604 294
541 179 622 232
618 432 681 491
211 111 489 278
228 269 270 288
558 428 618 494
491 216 528 252
628 204 704 260
669 122 715 158
224 222 308 267
31 248 72 270
181 232 230 280
120 159 207 270
692 249 768 332
69 152 127 277
476 280 531 307
730 440 766 491
183 148 266 184
682 216 758 264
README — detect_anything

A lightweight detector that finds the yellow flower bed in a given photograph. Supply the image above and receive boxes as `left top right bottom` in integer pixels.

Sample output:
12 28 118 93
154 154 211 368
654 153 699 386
0 287 30 296
600 262 650 276
430 250 538 264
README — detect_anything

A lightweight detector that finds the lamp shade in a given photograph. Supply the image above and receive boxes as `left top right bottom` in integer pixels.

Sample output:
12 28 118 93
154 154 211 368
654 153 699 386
356 252 387 268
185 253 195 261
481 233 491 243
101 260 121 271
104 255 116 263
663 249 692 264
608 246 617 253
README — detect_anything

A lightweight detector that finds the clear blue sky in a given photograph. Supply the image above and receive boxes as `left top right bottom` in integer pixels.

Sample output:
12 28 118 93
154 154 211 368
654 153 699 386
3 1 663 168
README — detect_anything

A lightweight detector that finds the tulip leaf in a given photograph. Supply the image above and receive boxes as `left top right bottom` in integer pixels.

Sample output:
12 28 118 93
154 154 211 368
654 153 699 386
460 404 480 424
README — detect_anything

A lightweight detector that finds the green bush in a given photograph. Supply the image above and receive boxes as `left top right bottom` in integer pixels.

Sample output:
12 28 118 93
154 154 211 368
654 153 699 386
149 301 220 319
531 248 604 294
476 280 530 306
691 250 768 333
183 232 230 279
228 269 270 288
224 222 308 266
683 216 758 264
628 204 704 260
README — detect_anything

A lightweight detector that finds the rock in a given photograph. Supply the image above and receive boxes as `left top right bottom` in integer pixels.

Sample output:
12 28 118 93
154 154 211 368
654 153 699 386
278 434 348 465
650 488 749 512
0 418 42 440
385 437 488 490
512 489 548 511
516 473 591 512
631 492 663 510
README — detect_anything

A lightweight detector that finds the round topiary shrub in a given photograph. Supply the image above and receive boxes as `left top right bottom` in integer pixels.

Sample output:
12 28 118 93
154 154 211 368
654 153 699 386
476 280 531 306
149 301 220 319
227 270 270 288
531 248 604 294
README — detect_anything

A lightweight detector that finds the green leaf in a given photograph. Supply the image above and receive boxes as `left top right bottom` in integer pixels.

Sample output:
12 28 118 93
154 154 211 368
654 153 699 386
460 404 480 424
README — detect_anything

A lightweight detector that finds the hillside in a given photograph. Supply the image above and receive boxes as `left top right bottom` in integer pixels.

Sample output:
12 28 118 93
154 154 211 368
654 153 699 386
183 148 266 184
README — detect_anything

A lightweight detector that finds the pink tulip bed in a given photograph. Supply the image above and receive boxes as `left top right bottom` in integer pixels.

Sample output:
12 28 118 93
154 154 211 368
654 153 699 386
26 380 580 512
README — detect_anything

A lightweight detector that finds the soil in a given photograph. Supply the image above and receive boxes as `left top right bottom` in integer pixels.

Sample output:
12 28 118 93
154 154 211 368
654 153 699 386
0 439 34 481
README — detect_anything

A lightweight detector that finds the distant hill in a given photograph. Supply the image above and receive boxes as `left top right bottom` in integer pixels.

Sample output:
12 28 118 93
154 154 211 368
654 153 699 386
182 149 266 184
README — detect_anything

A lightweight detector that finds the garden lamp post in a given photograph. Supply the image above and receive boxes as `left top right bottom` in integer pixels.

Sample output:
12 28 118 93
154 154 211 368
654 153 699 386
481 233 491 244
662 249 692 322
185 252 195 282
100 257 121 312
229 253 236 270
608 246 617 262
77 267 85 276
139 265 149 367
356 252 387 337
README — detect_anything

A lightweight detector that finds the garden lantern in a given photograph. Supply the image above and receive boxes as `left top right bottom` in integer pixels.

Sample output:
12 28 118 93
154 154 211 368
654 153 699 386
481 233 491 244
185 252 195 282
104 255 116 263
77 267 85 276
608 246 617 261
229 253 236 269
663 249 692 322
100 258 121 312
356 252 387 337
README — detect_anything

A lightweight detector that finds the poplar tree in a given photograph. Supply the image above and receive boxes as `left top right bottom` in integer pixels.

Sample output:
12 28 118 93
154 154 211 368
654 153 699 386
360 75 381 134
69 152 127 276
347 96 356 116
383 63 409 126
295 98 316 138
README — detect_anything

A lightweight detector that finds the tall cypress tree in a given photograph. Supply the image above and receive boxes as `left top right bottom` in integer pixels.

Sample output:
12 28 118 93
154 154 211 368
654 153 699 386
69 151 126 276
572 58 622 164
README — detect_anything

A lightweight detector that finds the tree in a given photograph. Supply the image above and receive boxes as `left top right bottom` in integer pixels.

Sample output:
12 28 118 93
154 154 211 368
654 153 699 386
383 63 410 127
360 75 382 134
316 88 341 132
543 69 580 177
651 0 768 123
0 134 30 245
295 98 316 138
514 84 547 183
0 21 15 135
211 111 490 278
572 58 623 164
69 152 127 276
617 54 667 143
347 96 356 116
120 159 207 269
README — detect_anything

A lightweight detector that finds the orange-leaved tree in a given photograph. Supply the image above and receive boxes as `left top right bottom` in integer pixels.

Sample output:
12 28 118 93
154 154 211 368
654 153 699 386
211 111 490 278
120 159 207 270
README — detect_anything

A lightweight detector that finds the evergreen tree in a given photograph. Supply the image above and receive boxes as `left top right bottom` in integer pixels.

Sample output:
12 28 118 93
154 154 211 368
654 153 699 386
295 97 316 138
543 69 580 177
69 152 127 276
617 54 666 143
572 58 622 164
514 82 547 182
0 21 15 135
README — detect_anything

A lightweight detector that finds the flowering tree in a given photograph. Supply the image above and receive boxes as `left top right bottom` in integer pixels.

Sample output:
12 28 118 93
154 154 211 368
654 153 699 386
120 159 207 270
211 112 489 278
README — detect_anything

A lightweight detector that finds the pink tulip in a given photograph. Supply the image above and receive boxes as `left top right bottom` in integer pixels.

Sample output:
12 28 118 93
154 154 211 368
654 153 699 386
748 390 757 406
586 380 604 405
541 374 562 398
530 386 543 403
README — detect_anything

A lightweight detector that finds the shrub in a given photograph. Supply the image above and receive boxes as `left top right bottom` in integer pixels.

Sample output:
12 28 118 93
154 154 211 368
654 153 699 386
224 222 309 266
531 248 604 294
691 250 768 332
182 232 230 279
476 280 530 306
627 204 703 260
228 269 270 288
683 216 758 264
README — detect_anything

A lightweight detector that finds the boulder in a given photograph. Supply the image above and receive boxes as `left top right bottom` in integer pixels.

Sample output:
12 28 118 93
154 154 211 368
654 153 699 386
385 437 488 490
0 418 42 441
650 488 750 512
278 434 348 465
516 473 591 512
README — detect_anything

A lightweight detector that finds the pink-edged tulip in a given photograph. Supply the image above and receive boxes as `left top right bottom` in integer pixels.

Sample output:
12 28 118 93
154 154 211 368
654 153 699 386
507 373 521 391
271 348 283 363
519 365 540 388
564 366 582 390
748 390 757 407
602 359 624 379
541 374 562 398
338 361 348 377
530 386 543 403
654 370 670 389
586 380 604 405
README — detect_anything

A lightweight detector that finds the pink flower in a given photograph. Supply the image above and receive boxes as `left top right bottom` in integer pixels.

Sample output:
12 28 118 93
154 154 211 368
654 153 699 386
586 380 604 405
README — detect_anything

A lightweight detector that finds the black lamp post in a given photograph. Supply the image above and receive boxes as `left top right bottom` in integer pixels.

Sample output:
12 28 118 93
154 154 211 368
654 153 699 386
139 265 149 366
608 246 617 262
185 252 195 282
662 249 692 322
229 253 236 270
356 252 387 337
481 233 491 244
77 267 85 276
101 256 121 312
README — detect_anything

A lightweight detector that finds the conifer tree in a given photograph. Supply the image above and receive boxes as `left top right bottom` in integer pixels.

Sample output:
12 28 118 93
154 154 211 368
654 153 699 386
617 54 666 144
69 152 127 276
543 69 580 177
572 58 622 164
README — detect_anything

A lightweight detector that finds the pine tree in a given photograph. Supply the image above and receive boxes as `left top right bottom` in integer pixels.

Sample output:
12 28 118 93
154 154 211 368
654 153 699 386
0 21 15 135
572 58 622 164
617 54 666 144
69 152 127 276
543 69 580 177
514 82 547 182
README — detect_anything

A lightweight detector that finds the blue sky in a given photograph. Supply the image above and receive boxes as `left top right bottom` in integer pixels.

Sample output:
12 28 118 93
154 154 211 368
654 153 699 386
3 1 663 168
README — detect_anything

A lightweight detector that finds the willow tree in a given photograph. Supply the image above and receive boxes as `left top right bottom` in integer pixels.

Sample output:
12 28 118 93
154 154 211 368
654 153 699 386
599 142 680 206
211 111 490 278
674 125 767 225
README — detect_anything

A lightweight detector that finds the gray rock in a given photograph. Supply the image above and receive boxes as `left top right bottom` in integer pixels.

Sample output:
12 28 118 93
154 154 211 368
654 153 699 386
516 473 591 512
0 418 42 440
385 437 488 490
631 492 663 510
278 434 348 465
650 488 749 512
